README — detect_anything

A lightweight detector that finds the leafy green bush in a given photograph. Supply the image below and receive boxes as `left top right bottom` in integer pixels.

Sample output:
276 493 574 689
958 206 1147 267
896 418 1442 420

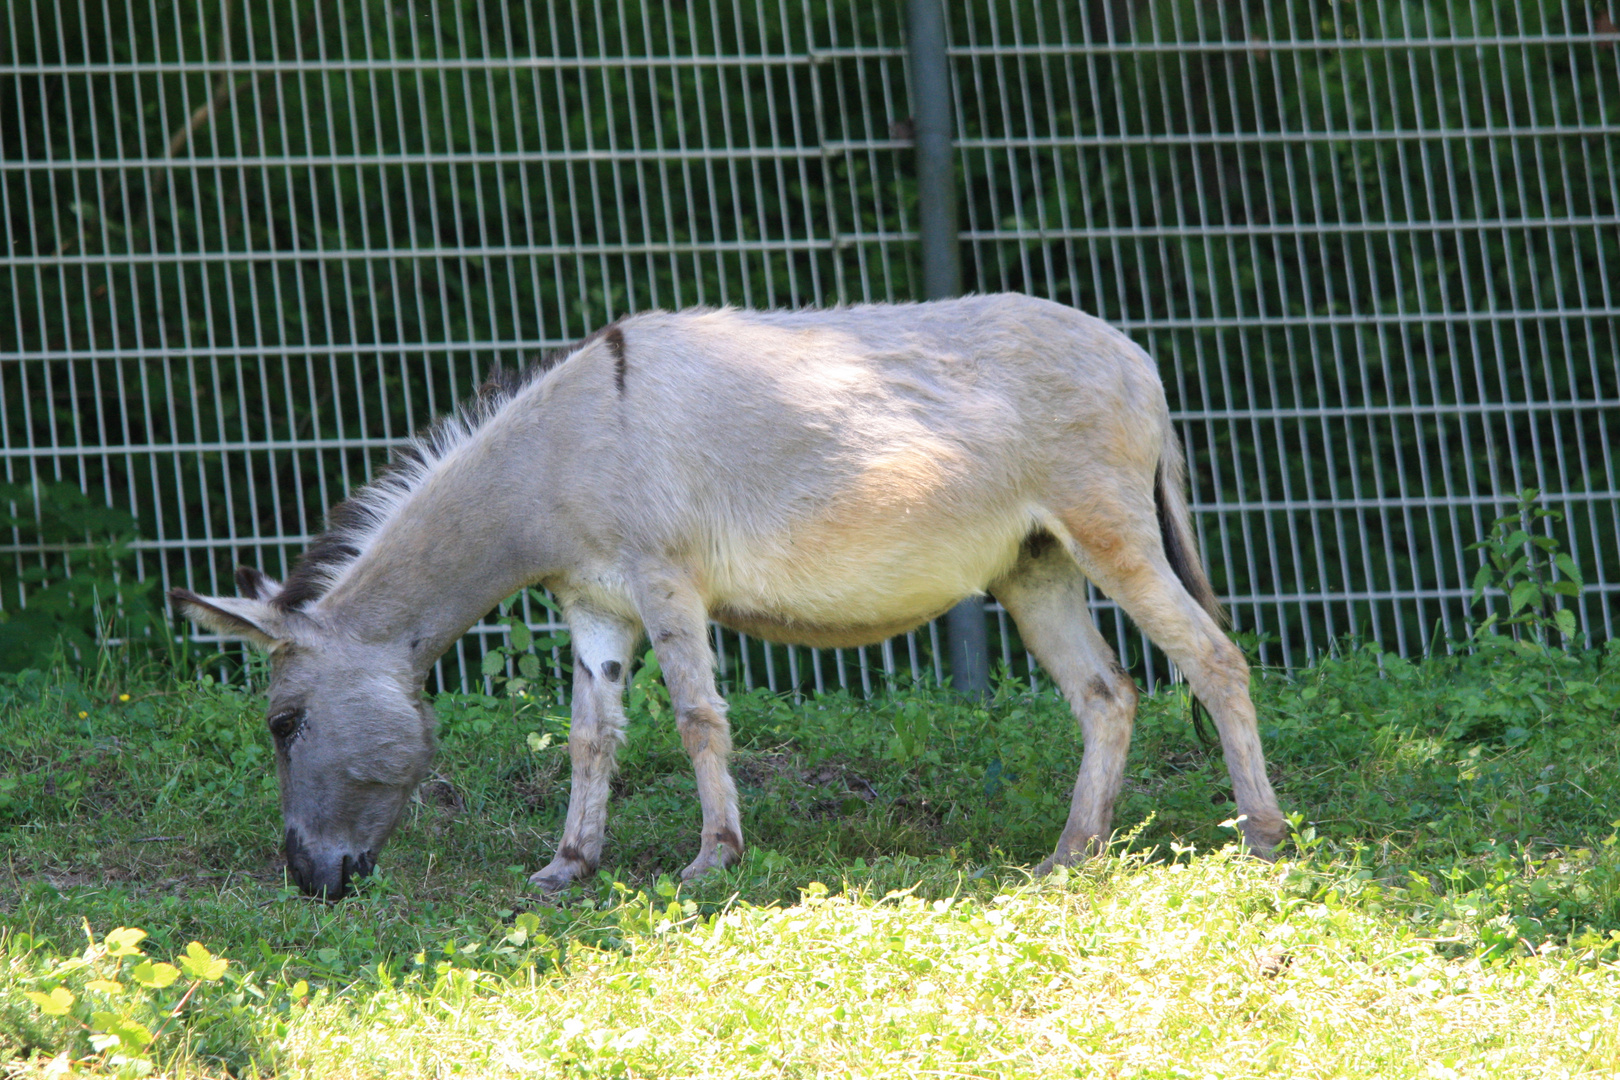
0 483 156 675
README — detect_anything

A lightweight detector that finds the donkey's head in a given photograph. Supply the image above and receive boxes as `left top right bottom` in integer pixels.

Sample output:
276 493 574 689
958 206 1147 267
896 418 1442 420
171 568 436 899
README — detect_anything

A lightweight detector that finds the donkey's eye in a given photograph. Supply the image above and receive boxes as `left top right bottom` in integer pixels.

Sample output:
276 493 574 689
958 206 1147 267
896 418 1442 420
268 708 305 741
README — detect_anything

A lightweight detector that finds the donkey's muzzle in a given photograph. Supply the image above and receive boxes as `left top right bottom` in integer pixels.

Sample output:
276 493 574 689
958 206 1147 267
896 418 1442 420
284 827 376 900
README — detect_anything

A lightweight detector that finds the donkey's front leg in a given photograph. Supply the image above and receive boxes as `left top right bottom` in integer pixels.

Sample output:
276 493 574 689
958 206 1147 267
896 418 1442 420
530 607 639 892
632 567 744 881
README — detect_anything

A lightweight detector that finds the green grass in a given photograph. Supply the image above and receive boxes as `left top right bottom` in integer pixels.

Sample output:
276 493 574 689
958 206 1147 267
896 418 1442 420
3 637 1620 1077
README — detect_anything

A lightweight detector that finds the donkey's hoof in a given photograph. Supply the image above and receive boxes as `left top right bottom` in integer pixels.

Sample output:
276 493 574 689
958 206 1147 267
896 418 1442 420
529 858 588 893
1241 838 1279 863
1034 852 1090 877
679 847 741 882
1036 835 1107 876
1239 814 1289 861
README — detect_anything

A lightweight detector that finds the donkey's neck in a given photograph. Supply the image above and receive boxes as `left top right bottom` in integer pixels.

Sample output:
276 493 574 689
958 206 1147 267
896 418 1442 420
314 433 552 670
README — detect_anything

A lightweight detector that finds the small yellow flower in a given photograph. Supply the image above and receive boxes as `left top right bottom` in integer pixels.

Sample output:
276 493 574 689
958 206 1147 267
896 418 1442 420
78 711 89 719
119 693 131 702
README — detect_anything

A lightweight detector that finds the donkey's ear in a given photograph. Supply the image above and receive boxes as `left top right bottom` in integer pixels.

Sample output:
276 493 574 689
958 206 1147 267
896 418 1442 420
234 566 283 602
169 588 288 650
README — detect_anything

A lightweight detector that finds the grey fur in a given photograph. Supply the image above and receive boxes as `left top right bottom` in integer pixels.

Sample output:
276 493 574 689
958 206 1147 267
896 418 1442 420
170 294 1287 897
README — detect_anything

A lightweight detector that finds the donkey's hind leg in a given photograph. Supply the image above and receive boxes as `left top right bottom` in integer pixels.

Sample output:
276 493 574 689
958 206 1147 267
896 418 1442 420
992 535 1140 871
630 565 745 881
530 607 639 892
1057 505 1288 857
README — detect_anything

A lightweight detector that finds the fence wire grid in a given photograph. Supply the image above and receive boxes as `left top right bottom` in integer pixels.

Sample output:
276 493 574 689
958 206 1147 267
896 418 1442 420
3 0 1618 695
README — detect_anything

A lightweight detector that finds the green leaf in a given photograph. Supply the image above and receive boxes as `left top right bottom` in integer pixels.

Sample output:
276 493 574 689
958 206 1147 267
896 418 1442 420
1554 609 1577 638
481 651 507 678
90 1011 154 1050
25 986 75 1015
1471 564 1493 604
178 941 227 981
1554 553 1584 586
85 979 124 995
1503 530 1531 552
131 960 180 989
518 653 541 680
103 927 147 957
1508 581 1539 615
508 620 532 651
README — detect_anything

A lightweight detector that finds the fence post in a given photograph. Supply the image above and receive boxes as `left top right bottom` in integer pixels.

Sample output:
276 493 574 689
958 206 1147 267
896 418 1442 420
907 0 989 700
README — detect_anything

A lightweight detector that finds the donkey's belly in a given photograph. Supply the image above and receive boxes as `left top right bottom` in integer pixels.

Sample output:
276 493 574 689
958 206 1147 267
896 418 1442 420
710 604 956 649
704 506 1034 647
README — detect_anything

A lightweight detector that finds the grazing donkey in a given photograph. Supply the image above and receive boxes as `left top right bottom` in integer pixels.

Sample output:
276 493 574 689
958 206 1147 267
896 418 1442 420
172 294 1287 898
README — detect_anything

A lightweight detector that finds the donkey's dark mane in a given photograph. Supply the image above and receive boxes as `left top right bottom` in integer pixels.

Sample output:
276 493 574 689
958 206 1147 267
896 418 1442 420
272 325 623 612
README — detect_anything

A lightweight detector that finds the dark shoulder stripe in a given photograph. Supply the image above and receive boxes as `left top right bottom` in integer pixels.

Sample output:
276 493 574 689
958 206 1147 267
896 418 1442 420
606 325 627 394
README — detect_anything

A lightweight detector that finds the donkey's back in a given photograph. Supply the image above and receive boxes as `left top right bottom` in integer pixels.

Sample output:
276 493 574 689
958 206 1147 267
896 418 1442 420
613 293 1164 458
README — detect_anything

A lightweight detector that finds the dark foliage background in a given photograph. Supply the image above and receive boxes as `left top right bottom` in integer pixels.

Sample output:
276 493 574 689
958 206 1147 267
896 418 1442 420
2 0 1616 681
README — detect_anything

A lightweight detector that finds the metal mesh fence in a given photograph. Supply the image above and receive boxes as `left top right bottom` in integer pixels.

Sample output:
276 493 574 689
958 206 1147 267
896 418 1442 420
3 0 1617 693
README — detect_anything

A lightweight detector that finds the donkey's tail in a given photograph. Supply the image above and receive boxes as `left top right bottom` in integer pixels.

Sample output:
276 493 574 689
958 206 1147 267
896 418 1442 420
1153 422 1224 627
1155 423 1226 747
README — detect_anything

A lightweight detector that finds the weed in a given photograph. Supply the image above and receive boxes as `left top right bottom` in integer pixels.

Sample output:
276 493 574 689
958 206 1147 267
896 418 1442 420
478 589 571 702
1467 488 1585 649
